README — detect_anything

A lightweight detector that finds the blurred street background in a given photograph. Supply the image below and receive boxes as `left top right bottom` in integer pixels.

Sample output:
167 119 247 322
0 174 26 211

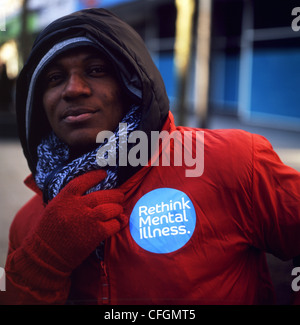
0 0 300 304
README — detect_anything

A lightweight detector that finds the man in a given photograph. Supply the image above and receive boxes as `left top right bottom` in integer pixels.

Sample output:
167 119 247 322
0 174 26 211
1 8 300 305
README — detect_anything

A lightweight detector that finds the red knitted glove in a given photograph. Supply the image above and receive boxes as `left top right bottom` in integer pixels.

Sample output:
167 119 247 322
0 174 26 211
5 170 126 304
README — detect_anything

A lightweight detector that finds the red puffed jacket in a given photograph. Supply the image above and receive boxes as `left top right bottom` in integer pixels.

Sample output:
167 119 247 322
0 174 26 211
4 112 300 305
2 8 300 305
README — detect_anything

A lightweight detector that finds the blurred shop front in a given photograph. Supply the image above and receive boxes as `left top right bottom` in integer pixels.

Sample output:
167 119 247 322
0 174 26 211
211 0 300 131
107 0 300 131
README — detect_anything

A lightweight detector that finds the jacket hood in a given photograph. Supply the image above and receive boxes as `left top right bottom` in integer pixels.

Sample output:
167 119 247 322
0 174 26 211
16 8 169 176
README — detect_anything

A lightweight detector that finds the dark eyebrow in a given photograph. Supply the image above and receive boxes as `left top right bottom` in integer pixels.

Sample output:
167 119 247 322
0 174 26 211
44 62 63 72
83 54 106 61
42 53 110 76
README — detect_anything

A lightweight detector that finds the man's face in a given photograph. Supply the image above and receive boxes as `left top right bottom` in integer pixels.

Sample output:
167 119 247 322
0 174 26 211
42 47 126 155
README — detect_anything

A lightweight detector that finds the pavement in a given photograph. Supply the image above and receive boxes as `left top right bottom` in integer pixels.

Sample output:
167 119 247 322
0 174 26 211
0 139 33 267
0 114 299 304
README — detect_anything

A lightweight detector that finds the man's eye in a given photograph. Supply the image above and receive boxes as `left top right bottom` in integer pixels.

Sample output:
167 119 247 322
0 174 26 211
45 73 64 86
88 65 109 76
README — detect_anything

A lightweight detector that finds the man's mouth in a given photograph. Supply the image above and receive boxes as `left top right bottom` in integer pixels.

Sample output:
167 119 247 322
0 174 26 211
62 107 99 123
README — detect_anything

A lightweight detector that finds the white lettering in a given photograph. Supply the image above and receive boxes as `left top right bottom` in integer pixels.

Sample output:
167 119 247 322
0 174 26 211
148 309 196 320
96 123 204 178
0 267 6 292
292 7 300 32
184 131 204 177
139 225 187 239
182 197 191 210
118 123 128 167
104 309 138 322
136 195 193 240
128 130 149 166
139 206 148 216
96 131 116 167
139 215 151 227
291 267 300 292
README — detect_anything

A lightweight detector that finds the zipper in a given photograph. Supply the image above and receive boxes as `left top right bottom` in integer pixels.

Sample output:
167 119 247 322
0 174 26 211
97 241 110 305
99 260 110 305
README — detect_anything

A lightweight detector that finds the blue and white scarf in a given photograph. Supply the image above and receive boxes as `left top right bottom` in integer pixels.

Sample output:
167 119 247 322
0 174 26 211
35 104 141 202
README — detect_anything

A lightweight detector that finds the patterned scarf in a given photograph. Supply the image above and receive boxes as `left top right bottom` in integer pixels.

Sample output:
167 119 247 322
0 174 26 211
35 104 141 202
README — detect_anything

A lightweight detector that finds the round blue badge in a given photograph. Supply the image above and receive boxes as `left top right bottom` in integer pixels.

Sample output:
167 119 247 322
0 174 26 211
129 188 196 254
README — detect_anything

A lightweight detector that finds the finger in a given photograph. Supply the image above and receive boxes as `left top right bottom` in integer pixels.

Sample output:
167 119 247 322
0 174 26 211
97 217 127 240
92 203 124 220
62 169 107 196
116 213 129 229
83 189 124 208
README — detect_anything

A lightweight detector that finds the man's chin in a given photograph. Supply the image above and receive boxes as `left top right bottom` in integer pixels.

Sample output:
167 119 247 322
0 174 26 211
62 132 100 157
68 143 99 159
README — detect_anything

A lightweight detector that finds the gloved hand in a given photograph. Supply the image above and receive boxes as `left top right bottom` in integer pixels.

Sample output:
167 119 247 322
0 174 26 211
5 169 126 303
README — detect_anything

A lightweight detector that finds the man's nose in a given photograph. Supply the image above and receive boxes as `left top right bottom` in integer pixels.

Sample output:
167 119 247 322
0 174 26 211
62 73 92 100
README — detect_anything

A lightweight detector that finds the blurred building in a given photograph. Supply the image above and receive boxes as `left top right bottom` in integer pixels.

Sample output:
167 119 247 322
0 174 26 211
0 0 300 134
108 0 300 131
211 0 300 131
